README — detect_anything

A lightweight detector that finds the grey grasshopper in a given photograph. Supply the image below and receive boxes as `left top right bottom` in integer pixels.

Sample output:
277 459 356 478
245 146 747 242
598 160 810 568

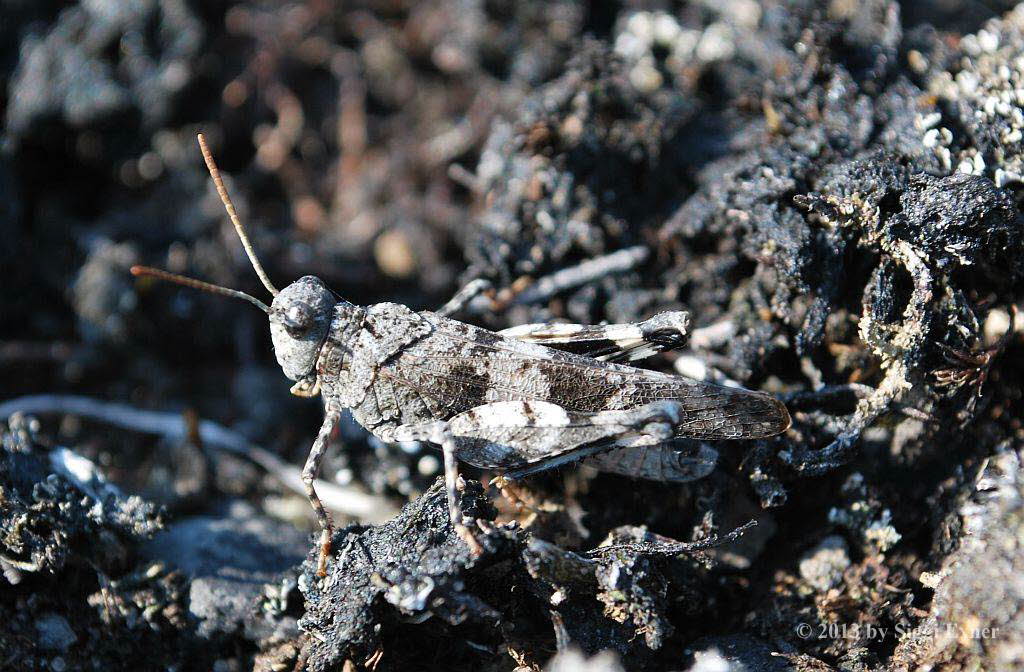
134 134 791 576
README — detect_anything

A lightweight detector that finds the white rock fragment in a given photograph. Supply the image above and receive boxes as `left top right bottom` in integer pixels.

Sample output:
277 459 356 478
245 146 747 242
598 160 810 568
799 535 851 592
917 111 942 130
696 22 735 62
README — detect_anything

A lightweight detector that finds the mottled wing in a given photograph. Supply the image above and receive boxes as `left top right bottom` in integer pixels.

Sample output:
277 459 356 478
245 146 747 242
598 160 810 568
377 313 790 441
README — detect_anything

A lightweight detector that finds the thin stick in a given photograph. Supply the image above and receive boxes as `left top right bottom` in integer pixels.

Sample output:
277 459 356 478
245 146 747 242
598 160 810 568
131 266 270 313
511 245 649 306
587 519 758 556
196 133 279 297
0 394 399 523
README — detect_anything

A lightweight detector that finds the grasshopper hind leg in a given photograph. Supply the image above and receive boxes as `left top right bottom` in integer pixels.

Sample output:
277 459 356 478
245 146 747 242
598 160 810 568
392 399 707 551
499 311 690 362
583 442 719 482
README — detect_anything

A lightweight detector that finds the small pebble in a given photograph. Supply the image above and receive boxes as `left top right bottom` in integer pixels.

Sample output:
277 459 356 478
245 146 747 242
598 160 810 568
799 535 850 592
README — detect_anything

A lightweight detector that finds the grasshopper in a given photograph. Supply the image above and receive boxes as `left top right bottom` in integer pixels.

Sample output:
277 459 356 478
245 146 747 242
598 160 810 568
133 135 791 576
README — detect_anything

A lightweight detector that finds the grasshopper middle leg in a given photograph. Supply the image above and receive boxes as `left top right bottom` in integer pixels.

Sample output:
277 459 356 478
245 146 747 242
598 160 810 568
392 420 485 555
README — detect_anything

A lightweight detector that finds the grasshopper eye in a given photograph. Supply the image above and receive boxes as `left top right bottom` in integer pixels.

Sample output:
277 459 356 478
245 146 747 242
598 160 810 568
283 303 314 336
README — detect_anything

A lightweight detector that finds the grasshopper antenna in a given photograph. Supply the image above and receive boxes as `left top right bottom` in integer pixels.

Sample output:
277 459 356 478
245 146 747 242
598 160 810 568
130 266 270 313
197 133 279 297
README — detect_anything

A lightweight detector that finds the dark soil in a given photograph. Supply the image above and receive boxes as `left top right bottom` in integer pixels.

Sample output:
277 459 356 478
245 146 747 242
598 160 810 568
2 1 1024 671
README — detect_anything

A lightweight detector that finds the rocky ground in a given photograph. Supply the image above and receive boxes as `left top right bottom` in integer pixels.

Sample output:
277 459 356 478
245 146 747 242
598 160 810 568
2 1 1024 670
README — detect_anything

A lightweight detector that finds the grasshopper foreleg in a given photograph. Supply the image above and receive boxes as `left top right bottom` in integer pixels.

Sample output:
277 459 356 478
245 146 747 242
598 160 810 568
304 407 341 577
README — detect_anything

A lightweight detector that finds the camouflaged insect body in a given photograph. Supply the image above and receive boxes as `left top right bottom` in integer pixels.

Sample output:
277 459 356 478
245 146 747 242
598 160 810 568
261 271 790 576
269 275 789 478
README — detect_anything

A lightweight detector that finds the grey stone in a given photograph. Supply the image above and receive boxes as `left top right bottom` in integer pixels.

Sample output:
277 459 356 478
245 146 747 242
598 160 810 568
141 500 306 638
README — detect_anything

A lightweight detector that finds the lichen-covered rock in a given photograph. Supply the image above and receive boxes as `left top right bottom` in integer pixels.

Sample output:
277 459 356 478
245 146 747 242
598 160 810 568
0 415 162 578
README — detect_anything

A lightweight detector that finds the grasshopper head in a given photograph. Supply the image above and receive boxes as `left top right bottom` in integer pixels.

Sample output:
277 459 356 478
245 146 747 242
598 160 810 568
131 134 354 391
268 276 337 381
